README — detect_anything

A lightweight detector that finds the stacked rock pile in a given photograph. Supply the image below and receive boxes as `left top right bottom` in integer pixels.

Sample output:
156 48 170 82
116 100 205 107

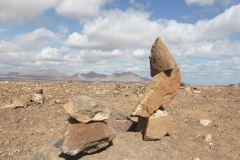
131 37 181 140
54 95 116 156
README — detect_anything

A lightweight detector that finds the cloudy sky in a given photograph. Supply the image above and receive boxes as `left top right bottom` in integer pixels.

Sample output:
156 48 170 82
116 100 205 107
0 0 240 85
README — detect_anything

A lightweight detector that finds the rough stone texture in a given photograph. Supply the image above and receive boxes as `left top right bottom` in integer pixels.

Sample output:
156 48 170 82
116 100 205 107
105 111 134 132
144 112 173 141
63 95 110 123
199 119 211 126
135 110 169 135
29 137 63 160
132 66 181 117
55 119 116 156
31 93 44 104
150 37 177 77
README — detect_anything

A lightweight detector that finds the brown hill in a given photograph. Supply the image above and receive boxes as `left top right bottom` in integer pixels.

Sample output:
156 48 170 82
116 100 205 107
0 69 150 83
71 71 150 83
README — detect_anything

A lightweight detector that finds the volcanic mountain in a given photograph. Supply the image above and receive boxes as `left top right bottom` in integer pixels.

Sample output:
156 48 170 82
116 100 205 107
0 69 150 83
71 71 150 83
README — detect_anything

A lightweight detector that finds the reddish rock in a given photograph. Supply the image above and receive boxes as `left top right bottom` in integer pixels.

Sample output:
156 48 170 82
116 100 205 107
55 119 116 156
149 37 177 77
63 96 110 123
132 66 181 117
106 111 134 132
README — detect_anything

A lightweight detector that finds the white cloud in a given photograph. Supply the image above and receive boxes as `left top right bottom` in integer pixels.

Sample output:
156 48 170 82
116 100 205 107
0 0 59 24
129 0 149 10
159 4 240 43
0 28 57 52
65 9 160 50
185 0 217 6
132 49 149 59
180 57 240 85
65 4 240 60
55 0 111 20
184 39 240 58
79 49 129 62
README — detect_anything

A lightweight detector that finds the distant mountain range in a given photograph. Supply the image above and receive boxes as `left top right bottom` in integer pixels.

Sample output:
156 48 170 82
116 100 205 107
0 69 150 83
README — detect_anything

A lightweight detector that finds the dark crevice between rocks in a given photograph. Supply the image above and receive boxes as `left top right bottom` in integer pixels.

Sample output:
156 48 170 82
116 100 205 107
59 142 113 160
164 69 173 77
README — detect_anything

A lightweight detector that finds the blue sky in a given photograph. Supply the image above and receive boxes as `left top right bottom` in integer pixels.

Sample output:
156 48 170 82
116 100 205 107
0 0 240 85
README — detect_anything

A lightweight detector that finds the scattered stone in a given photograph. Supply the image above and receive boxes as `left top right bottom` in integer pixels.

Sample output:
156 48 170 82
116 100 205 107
31 93 44 104
0 104 15 110
55 99 61 104
199 119 211 126
67 80 75 83
185 87 191 92
63 95 110 123
55 119 116 156
106 111 134 132
193 90 201 94
29 137 63 160
45 95 53 102
132 66 181 117
36 88 43 94
144 110 173 141
204 134 212 142
149 37 177 77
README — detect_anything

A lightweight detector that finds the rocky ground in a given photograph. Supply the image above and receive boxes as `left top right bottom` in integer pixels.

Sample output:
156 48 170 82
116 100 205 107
0 81 240 160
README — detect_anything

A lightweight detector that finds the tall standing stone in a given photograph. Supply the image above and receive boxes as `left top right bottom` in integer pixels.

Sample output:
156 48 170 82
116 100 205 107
150 37 177 77
132 66 181 117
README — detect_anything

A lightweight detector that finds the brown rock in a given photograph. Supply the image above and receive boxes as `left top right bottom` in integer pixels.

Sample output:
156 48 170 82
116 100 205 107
150 37 177 77
55 119 116 156
45 95 53 102
144 110 173 141
106 111 134 132
63 95 110 123
132 66 181 117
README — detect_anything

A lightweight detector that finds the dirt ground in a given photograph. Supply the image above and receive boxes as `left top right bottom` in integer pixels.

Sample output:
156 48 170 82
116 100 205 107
0 81 240 160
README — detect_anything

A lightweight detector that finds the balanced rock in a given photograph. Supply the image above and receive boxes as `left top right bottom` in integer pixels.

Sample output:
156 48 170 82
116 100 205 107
106 111 134 132
132 66 181 117
63 95 110 123
150 37 177 77
144 110 173 141
55 118 116 156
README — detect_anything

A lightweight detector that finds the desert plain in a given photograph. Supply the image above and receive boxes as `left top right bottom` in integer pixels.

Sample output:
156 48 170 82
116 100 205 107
0 80 239 160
